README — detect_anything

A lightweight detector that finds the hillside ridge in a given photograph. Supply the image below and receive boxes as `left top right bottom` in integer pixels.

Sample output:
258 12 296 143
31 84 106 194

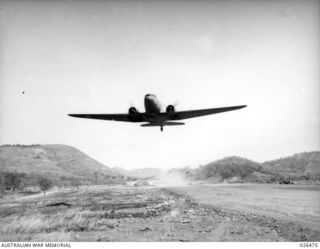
0 144 124 186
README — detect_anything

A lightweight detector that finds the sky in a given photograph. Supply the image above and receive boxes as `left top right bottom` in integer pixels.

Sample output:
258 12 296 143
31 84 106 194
0 0 319 169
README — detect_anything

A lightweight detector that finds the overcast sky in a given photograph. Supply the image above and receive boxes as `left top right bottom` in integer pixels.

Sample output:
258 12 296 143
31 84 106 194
0 0 319 169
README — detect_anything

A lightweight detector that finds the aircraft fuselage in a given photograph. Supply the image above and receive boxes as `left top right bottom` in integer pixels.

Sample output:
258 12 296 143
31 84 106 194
144 94 161 114
143 94 167 130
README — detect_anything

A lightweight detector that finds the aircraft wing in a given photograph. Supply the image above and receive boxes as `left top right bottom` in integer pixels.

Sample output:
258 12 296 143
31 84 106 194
171 105 247 120
68 113 146 122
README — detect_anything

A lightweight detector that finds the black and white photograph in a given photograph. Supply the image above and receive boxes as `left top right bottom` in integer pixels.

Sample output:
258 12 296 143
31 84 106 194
0 0 319 244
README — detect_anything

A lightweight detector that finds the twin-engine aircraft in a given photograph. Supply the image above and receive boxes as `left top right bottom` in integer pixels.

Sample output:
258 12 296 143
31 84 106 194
68 94 247 131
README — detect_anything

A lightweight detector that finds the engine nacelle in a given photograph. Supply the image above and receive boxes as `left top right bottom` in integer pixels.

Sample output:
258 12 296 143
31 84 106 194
128 107 139 116
166 105 175 113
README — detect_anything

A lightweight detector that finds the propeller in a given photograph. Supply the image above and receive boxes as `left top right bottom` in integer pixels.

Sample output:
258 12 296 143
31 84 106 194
173 101 179 110
129 100 134 107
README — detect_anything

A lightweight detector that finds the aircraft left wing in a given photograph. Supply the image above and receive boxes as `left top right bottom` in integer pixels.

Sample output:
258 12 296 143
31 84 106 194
68 113 146 122
170 105 247 120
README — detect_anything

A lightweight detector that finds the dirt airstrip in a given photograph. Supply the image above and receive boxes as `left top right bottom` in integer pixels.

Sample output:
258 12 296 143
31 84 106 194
0 184 319 241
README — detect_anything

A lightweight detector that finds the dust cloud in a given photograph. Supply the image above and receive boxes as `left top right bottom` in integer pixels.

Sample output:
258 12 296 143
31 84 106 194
154 171 189 187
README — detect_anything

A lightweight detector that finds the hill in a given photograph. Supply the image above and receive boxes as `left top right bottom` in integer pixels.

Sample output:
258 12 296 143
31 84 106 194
187 152 320 183
261 151 320 180
190 156 269 182
0 144 124 186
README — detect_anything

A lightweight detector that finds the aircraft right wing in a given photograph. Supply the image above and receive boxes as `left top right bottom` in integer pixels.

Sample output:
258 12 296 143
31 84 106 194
171 105 247 120
68 113 147 122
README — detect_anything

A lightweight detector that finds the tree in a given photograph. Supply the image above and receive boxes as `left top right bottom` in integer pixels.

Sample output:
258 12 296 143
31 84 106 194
4 172 25 191
38 177 52 196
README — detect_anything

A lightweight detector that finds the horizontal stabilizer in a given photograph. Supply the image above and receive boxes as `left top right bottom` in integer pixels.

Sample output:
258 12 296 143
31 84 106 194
165 122 185 126
140 123 158 127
